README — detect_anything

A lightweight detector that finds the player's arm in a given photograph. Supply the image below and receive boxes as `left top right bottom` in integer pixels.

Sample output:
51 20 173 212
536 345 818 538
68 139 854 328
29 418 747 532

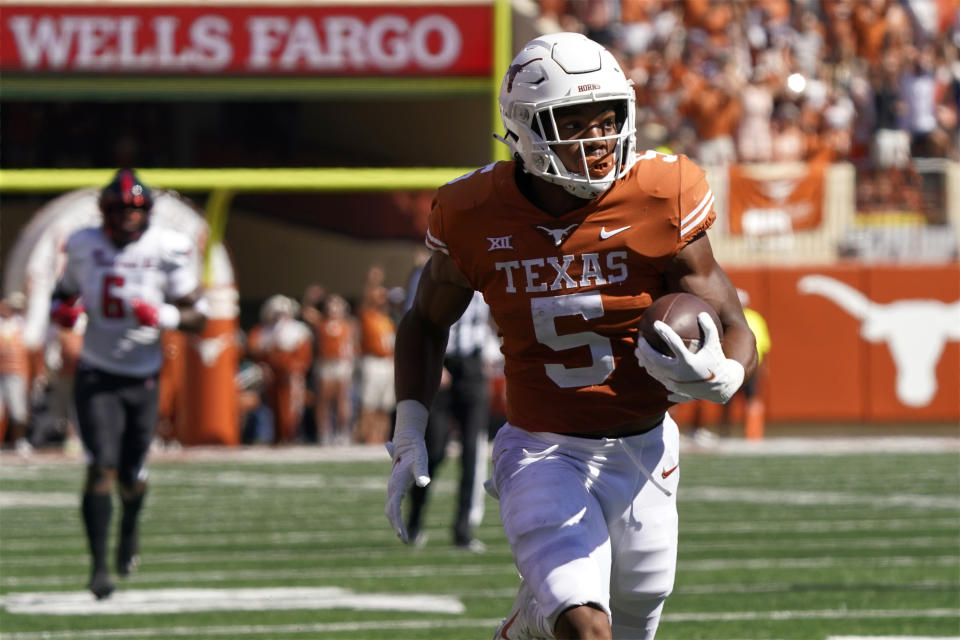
168 289 208 334
130 288 208 333
636 233 757 403
386 251 473 543
395 251 474 405
666 233 757 377
50 262 84 328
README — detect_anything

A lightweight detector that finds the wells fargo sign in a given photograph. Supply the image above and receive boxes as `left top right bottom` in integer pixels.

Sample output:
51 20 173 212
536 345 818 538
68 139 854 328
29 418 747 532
0 4 493 75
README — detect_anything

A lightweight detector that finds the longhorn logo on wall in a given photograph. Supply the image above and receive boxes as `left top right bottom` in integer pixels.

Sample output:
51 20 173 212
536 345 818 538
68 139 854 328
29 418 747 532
798 275 960 407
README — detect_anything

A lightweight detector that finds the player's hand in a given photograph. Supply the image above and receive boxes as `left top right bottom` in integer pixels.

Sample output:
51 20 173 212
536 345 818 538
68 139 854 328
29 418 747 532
385 401 431 543
50 296 84 328
131 299 180 329
635 311 744 404
130 299 160 327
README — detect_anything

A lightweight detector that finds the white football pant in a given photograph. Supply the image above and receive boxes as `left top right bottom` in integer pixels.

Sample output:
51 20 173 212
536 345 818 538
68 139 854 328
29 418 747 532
488 416 680 639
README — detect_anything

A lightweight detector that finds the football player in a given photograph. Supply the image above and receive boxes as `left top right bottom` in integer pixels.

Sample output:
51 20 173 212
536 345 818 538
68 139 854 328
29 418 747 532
50 169 208 599
386 33 757 639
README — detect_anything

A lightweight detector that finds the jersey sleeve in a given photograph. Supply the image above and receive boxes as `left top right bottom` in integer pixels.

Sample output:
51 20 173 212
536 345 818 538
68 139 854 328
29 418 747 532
676 155 716 244
425 196 450 257
424 178 479 290
56 232 84 298
162 231 200 300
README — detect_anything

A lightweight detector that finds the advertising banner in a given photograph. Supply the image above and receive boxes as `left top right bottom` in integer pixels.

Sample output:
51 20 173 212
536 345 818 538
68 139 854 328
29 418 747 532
1 3 492 75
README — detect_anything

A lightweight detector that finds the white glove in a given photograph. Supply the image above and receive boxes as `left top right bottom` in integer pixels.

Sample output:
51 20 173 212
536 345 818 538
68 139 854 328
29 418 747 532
385 399 431 543
635 311 745 404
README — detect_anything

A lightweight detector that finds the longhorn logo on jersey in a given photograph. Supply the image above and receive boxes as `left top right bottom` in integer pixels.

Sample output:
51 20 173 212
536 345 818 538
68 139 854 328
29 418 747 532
534 224 579 247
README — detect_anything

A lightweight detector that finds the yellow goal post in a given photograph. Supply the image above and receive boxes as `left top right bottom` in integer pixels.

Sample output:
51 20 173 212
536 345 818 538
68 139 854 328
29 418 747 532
0 166 478 283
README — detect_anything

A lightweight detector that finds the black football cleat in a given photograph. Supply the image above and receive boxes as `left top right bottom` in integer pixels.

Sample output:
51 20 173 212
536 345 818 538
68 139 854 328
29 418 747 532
88 570 115 600
116 534 140 578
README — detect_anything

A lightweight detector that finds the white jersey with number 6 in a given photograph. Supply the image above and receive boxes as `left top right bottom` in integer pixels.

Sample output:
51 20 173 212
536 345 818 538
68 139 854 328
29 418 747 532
59 226 199 377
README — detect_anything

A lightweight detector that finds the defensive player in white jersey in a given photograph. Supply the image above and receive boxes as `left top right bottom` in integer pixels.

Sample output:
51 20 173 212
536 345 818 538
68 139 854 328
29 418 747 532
50 169 208 599
386 33 757 639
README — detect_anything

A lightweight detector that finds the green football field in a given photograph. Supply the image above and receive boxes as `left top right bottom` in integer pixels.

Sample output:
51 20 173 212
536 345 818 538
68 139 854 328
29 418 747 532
1 439 958 640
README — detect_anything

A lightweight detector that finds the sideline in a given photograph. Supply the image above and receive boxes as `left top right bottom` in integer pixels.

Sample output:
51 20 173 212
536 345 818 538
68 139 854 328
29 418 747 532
1 434 958 467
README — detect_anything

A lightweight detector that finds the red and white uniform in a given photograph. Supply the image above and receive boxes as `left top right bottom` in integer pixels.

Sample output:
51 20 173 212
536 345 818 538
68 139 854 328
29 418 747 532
426 151 716 638
58 226 198 377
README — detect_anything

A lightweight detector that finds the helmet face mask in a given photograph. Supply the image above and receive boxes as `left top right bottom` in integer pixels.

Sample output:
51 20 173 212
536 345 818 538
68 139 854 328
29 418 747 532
499 33 637 199
99 169 153 246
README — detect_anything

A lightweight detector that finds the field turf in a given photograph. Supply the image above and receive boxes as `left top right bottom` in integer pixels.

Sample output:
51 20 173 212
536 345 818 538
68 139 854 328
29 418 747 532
1 438 958 639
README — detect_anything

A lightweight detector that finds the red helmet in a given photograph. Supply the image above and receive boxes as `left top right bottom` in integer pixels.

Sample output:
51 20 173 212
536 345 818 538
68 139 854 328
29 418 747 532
99 169 154 245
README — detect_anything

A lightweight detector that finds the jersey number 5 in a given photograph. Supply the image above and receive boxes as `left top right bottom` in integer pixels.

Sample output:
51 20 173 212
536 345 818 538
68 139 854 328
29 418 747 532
532 291 614 388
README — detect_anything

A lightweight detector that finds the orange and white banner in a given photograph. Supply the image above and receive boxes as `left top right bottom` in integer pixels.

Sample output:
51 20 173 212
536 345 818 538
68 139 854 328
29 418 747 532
728 163 825 235
0 3 492 75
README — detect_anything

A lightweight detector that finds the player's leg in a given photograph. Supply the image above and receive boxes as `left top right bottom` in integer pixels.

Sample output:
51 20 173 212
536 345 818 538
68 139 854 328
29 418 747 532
333 375 353 443
2 374 32 455
317 373 336 445
606 417 680 640
115 373 159 578
74 366 123 599
450 356 489 549
490 425 614 639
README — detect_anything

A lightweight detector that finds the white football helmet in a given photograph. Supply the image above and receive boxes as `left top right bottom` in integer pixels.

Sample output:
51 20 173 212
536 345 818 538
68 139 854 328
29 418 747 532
497 32 637 199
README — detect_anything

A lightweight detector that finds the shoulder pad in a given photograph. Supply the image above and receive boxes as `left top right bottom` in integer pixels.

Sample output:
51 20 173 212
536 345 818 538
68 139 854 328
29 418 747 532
436 162 502 213
629 151 705 200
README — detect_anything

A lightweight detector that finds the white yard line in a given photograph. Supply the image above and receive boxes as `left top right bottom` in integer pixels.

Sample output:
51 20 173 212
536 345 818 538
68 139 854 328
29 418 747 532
1 608 957 639
3 555 957 588
0 617 503 640
828 636 960 640
0 435 957 471
2 535 953 569
0 586 464 616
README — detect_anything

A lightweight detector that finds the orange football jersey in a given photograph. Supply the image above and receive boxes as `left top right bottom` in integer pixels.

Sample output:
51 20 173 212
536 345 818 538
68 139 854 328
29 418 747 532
319 317 356 360
359 307 395 358
426 151 716 434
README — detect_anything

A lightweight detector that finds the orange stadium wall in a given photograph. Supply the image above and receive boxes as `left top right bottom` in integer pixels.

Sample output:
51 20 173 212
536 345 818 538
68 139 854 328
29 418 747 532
716 264 960 423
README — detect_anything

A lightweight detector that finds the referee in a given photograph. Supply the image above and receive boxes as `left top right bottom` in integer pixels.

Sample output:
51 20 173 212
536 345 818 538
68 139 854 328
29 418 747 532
405 282 493 551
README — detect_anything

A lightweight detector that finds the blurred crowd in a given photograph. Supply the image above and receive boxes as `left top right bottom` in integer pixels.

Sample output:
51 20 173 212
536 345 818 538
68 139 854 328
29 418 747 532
221 260 506 448
535 0 959 167
1 261 507 453
235 264 409 447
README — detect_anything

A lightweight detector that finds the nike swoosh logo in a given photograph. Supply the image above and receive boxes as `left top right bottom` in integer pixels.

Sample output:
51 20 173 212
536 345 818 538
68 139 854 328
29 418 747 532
600 225 630 239
662 463 679 479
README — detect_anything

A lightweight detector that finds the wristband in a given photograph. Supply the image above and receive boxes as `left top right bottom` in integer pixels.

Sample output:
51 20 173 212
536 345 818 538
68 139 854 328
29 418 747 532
158 303 181 330
394 399 429 437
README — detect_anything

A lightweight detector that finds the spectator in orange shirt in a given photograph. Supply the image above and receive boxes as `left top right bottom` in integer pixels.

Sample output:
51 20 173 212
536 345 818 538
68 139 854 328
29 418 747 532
0 292 32 455
355 285 396 444
315 294 357 446
248 295 314 444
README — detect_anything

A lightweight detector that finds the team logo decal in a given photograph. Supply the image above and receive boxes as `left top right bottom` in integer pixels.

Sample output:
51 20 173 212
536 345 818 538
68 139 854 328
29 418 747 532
487 235 514 251
506 58 542 92
534 223 579 247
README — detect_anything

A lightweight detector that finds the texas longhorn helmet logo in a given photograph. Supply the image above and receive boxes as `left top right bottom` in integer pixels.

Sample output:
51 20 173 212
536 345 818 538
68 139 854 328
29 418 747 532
506 58 542 92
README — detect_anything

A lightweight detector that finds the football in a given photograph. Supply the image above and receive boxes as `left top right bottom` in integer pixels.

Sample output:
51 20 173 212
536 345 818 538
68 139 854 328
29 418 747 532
638 292 723 355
